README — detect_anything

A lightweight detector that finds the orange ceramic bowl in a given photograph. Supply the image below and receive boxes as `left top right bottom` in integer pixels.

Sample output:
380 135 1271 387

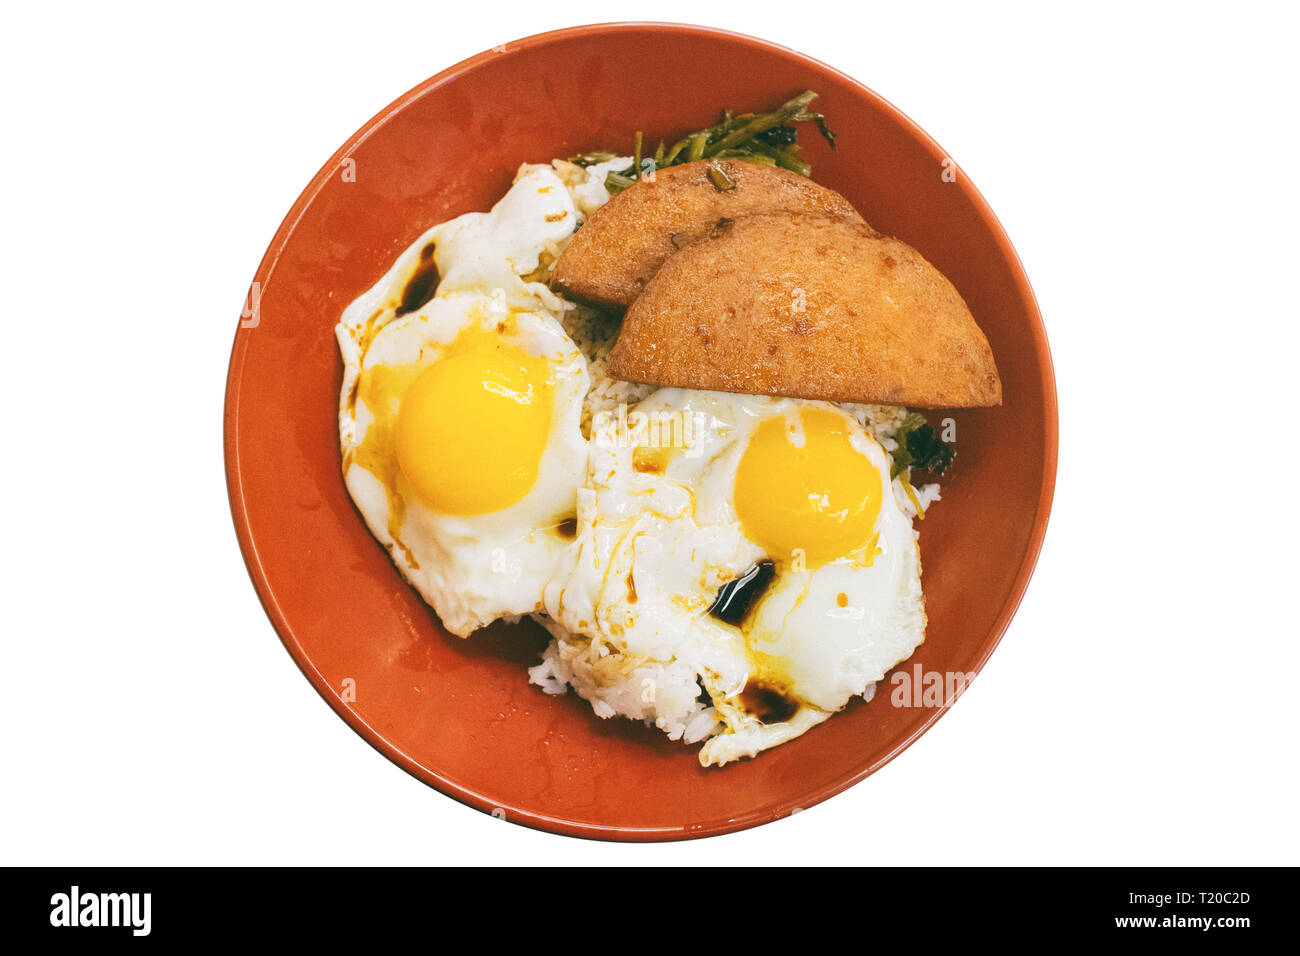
224 22 1057 841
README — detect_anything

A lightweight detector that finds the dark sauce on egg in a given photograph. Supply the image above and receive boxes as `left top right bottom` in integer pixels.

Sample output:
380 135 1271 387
739 681 799 725
396 242 440 316
555 516 578 538
707 560 776 626
695 678 713 707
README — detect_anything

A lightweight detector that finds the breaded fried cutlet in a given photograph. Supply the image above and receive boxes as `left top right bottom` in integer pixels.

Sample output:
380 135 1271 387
606 212 1002 408
551 160 864 310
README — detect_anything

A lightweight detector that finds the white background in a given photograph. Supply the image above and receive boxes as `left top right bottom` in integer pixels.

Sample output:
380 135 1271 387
3 1 1297 865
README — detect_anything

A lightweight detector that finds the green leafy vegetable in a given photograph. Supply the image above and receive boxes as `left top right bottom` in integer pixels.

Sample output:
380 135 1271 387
706 162 735 191
568 150 616 168
890 413 956 479
756 125 798 147
570 90 839 195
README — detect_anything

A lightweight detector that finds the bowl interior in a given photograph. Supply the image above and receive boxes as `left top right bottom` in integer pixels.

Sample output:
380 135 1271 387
225 23 1056 840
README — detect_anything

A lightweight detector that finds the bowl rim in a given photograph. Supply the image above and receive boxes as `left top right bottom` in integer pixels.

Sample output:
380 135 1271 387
223 19 1059 843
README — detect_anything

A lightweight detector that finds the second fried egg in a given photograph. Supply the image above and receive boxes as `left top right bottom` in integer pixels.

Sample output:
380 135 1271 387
536 388 926 765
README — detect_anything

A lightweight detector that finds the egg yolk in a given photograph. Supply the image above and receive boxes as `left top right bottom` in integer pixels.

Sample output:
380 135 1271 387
734 407 882 566
396 335 553 515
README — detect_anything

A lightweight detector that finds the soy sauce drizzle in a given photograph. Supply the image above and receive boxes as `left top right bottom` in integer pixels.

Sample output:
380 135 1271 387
708 560 776 626
739 681 799 724
396 242 440 316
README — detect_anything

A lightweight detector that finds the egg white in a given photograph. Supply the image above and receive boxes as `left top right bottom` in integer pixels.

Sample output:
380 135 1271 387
534 413 756 741
336 164 592 637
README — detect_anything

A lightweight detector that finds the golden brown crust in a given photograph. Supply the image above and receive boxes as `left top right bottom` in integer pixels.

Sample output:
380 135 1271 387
607 213 1003 408
551 160 865 310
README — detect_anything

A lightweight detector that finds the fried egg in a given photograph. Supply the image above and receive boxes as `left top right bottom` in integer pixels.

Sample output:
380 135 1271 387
533 388 926 765
336 164 590 636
